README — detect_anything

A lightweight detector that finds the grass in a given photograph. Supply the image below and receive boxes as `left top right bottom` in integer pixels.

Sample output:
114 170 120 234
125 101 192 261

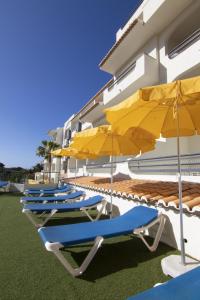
0 193 178 300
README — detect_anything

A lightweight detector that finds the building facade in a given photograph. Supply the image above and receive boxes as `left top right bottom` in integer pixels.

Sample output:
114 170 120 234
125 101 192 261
61 0 200 181
44 0 200 263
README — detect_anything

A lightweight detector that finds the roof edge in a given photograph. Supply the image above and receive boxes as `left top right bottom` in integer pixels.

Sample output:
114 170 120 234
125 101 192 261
99 19 139 68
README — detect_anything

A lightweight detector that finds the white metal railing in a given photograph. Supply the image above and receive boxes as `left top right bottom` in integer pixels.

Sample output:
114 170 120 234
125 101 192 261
86 153 200 176
168 27 200 59
107 61 136 91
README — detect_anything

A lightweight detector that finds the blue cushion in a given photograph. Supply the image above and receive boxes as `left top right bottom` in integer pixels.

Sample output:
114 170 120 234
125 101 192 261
27 184 70 192
38 206 158 247
24 195 104 213
21 191 84 202
27 186 71 195
127 266 200 300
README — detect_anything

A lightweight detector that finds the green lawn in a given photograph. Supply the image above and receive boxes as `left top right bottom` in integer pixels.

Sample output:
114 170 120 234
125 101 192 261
0 193 177 300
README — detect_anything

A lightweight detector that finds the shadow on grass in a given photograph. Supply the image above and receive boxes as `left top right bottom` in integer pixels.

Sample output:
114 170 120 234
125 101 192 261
62 236 174 281
0 192 22 197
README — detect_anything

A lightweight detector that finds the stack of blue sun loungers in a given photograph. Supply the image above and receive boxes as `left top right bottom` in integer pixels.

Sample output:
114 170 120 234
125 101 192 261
0 181 9 191
127 266 200 300
0 181 8 188
21 184 166 278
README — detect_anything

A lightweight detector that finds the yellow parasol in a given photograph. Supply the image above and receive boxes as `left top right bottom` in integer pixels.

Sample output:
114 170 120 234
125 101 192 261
105 76 200 138
72 125 156 217
105 75 200 267
51 147 78 157
72 125 155 156
51 146 97 178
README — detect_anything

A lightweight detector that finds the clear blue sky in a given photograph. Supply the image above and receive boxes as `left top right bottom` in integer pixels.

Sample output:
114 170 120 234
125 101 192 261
0 0 141 168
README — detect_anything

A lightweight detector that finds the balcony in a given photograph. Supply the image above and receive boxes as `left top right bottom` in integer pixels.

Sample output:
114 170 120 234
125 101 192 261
168 28 200 59
103 53 159 106
100 0 192 74
166 33 200 82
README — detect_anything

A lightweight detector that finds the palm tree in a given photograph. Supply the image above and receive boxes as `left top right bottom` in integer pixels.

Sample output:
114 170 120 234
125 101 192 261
36 140 60 182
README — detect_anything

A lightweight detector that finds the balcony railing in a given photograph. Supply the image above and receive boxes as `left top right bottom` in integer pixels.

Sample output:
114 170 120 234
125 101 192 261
107 61 136 91
86 153 200 176
128 153 200 175
168 27 200 59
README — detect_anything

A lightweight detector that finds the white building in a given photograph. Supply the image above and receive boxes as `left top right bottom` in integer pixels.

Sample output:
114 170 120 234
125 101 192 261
59 0 200 181
41 0 200 261
54 0 200 261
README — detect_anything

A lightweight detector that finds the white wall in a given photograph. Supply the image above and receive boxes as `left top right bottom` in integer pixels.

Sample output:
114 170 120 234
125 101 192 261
69 184 200 260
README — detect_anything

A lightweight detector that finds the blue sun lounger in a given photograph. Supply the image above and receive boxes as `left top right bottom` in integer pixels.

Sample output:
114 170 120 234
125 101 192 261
25 184 70 193
127 266 200 300
22 195 107 227
38 206 166 277
24 185 73 196
20 191 85 204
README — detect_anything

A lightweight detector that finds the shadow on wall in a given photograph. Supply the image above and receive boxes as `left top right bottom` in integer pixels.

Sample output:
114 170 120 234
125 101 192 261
149 214 177 249
159 62 167 83
105 202 120 217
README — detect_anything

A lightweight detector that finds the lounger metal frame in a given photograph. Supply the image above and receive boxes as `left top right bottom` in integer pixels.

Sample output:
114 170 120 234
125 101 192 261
23 199 107 227
39 213 166 277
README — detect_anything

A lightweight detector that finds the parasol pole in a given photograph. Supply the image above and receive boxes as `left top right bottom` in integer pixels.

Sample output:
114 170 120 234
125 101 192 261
75 159 78 181
110 135 114 218
176 99 186 265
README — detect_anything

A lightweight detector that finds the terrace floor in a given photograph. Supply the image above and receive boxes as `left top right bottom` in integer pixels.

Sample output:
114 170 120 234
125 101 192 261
0 192 178 300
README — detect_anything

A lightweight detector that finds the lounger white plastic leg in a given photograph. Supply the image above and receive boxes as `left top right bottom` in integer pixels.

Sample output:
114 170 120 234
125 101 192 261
44 236 104 277
39 209 58 227
80 200 107 221
39 214 166 277
23 208 58 228
134 214 166 252
23 209 39 227
38 211 46 218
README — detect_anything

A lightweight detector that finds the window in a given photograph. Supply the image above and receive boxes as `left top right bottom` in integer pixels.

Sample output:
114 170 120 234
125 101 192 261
62 160 68 173
65 129 71 140
76 121 82 132
64 140 69 147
